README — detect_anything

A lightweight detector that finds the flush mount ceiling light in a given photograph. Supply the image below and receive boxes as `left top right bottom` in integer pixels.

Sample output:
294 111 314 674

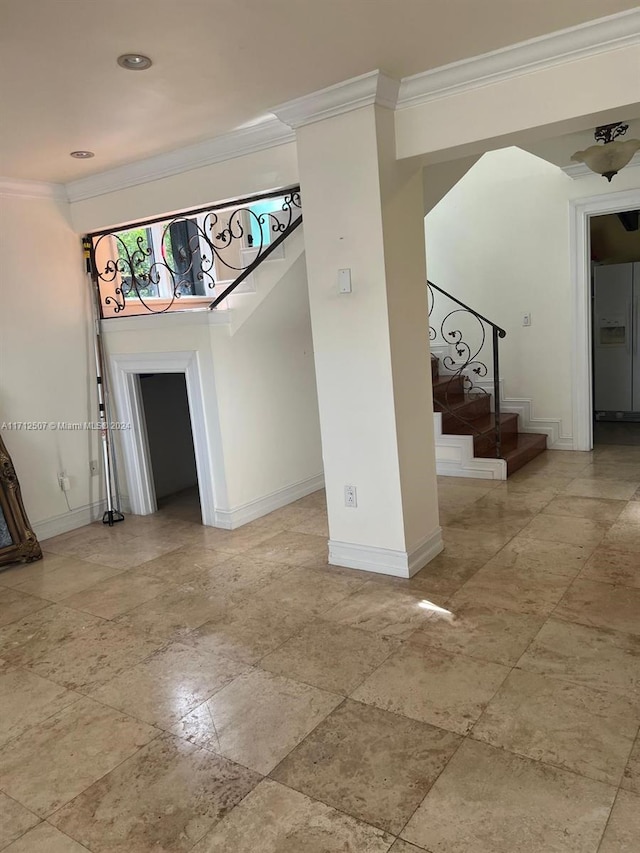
571 122 640 182
70 150 94 159
117 53 153 71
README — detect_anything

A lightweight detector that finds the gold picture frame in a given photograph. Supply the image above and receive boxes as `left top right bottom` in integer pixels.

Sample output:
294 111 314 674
0 434 42 567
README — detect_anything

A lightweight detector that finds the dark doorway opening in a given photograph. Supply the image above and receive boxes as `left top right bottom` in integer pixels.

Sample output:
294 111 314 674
138 373 201 521
590 211 640 447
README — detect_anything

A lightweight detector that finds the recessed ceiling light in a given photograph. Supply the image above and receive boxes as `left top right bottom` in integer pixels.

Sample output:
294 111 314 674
117 53 152 71
70 150 95 159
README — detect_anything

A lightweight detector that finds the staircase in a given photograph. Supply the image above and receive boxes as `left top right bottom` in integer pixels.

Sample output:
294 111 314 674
431 354 547 476
427 279 547 479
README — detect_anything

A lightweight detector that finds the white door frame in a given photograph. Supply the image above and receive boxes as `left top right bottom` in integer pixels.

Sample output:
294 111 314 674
109 350 217 525
570 187 640 451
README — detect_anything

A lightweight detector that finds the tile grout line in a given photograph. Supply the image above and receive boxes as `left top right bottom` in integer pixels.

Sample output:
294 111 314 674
41 725 165 822
594 786 624 853
0 789 41 852
41 822 93 852
261 774 399 847
0 687 85 756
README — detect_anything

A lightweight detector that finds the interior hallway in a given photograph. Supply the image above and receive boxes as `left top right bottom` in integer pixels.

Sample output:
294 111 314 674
0 448 638 852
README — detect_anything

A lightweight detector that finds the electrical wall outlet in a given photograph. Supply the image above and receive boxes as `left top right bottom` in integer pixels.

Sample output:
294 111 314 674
58 474 71 492
344 484 357 507
522 313 532 326
90 459 99 476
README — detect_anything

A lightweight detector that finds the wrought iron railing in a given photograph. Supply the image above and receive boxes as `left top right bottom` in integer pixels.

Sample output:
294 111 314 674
427 280 506 458
87 187 302 318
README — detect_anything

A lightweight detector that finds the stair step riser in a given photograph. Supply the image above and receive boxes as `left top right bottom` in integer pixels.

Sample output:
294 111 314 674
447 412 519 437
474 434 547 468
472 418 519 456
506 435 548 476
431 376 466 402
434 396 466 412
440 396 491 431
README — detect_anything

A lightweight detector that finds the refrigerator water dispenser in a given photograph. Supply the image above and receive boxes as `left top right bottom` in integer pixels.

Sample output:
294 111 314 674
598 316 627 347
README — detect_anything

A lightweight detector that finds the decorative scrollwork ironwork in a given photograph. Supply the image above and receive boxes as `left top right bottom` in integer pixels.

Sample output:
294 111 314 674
439 309 489 397
594 122 628 145
90 189 302 316
428 283 489 401
427 280 506 456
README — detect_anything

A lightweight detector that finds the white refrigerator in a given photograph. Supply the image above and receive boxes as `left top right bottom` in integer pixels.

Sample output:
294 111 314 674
593 262 640 420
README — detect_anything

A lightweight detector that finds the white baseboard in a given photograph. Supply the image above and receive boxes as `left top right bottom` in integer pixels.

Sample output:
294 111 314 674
213 473 325 529
433 413 507 480
408 528 445 574
329 527 443 578
545 437 575 450
34 496 131 542
35 475 325 540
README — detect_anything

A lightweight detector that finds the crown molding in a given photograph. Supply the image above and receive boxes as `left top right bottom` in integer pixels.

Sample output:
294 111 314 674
0 177 67 201
562 150 640 179
65 117 295 203
398 8 640 109
272 69 400 129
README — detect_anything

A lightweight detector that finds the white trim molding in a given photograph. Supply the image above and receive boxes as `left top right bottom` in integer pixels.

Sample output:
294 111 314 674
0 177 67 201
100 308 231 334
474 378 573 450
570 187 640 450
108 350 219 526
329 527 443 578
562 151 640 179
65 117 295 202
272 70 400 129
433 412 507 480
213 474 325 530
398 8 640 109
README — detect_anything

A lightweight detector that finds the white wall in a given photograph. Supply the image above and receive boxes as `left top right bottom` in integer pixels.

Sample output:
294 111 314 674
139 373 198 499
0 193 100 535
422 155 480 215
70 143 299 233
425 146 640 446
102 228 323 525
210 250 323 511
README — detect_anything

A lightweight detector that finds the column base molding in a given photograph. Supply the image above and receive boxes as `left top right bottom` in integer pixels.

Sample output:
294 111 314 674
328 528 443 578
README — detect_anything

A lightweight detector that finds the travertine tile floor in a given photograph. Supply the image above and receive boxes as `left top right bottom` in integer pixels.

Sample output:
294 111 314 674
0 447 639 852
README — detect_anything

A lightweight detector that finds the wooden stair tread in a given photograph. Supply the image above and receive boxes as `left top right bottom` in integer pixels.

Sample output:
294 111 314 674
476 431 547 475
500 432 547 451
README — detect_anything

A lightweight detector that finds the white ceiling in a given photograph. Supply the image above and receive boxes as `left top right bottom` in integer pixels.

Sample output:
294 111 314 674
1 0 638 183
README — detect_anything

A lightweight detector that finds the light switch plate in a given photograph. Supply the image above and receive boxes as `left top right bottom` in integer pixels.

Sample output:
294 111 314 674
338 268 352 294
